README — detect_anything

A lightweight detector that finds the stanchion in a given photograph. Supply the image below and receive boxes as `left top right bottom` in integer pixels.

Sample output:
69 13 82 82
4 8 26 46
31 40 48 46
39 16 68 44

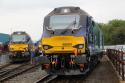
121 51 125 80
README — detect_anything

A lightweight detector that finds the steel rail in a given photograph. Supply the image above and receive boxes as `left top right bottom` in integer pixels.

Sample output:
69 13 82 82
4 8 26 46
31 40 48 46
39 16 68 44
35 74 58 83
0 63 39 82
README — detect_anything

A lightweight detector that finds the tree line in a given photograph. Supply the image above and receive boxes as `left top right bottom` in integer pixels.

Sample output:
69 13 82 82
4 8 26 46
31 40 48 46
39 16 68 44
98 19 125 45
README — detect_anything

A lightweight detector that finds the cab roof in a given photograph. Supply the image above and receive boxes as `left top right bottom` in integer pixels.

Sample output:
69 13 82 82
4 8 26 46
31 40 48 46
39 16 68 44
46 6 90 16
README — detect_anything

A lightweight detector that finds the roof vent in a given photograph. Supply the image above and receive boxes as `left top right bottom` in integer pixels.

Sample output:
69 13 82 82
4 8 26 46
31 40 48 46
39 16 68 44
54 7 80 14
75 7 80 10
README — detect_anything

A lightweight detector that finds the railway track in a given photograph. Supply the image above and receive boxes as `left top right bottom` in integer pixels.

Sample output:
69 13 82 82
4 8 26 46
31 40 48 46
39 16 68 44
35 74 88 83
0 63 22 76
48 76 86 83
0 62 40 82
47 71 90 83
0 63 12 70
35 74 58 83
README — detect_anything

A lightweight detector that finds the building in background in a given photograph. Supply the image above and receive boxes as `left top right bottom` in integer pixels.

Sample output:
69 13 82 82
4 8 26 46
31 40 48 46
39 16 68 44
0 33 10 52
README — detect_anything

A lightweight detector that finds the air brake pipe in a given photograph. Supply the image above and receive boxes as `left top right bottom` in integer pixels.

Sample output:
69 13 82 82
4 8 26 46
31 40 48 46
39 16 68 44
74 48 78 56
43 64 50 69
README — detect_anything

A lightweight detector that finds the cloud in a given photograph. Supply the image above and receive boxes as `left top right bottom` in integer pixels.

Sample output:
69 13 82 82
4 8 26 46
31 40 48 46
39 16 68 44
0 0 125 40
0 8 49 41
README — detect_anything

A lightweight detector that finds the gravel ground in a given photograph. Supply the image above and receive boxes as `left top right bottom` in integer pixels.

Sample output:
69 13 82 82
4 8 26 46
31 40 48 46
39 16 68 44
0 54 10 65
4 66 47 83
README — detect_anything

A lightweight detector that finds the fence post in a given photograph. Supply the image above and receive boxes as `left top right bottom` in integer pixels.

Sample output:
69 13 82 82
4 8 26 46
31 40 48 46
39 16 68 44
121 51 124 80
115 50 117 70
115 50 118 71
118 51 120 75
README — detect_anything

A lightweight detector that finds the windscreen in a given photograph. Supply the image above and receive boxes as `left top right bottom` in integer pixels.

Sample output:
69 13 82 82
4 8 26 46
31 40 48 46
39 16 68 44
49 15 80 29
11 35 27 43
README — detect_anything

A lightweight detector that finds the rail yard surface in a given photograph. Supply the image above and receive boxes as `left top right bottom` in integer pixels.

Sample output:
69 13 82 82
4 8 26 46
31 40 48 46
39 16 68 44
49 55 120 83
4 68 47 83
0 55 122 83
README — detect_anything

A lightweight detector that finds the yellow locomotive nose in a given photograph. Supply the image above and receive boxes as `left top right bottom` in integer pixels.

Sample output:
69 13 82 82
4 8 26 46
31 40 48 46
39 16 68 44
9 44 28 52
40 36 86 54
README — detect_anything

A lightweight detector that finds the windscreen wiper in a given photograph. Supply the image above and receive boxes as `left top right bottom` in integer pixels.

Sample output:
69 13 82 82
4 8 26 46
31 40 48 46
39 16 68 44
46 26 55 34
61 20 76 34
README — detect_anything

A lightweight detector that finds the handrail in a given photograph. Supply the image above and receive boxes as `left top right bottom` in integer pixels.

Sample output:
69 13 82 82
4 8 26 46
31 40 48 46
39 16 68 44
107 49 125 80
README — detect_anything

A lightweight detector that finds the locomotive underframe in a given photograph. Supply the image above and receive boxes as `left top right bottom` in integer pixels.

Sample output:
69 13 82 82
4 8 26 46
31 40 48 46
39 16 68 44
9 51 30 62
40 52 101 75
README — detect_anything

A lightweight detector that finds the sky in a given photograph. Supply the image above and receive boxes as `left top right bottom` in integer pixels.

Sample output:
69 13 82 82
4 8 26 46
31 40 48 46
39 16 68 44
0 0 125 41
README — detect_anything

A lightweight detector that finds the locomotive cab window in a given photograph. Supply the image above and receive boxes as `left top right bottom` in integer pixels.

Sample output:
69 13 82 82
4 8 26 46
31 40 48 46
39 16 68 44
49 15 80 30
11 35 27 43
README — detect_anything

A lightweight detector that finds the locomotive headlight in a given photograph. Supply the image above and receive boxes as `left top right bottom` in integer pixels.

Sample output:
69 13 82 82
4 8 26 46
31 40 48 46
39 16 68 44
43 45 49 50
38 42 42 48
78 45 84 48
73 44 84 49
43 45 53 50
38 44 42 48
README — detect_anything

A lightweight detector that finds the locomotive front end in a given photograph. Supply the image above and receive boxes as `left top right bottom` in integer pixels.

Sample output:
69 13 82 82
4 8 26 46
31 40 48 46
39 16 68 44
9 31 32 62
40 36 88 75
41 36 85 54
